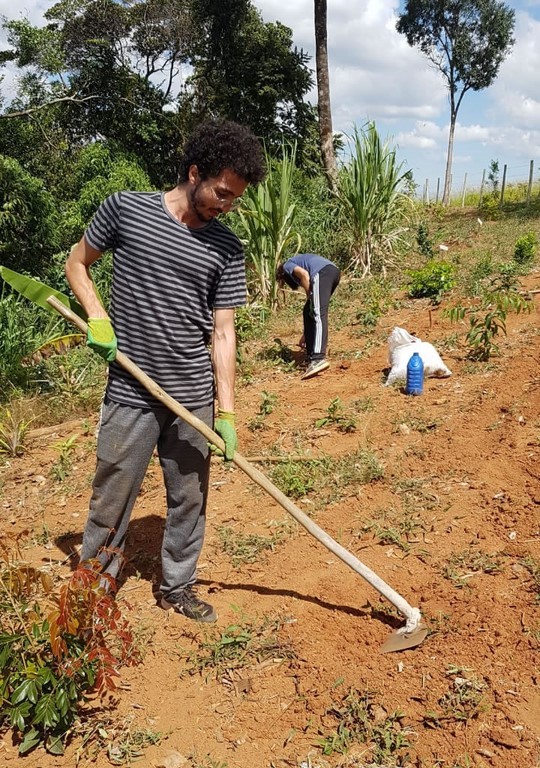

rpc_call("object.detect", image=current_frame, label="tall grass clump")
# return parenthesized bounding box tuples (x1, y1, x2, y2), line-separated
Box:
(237, 143, 300, 309)
(337, 123, 414, 277)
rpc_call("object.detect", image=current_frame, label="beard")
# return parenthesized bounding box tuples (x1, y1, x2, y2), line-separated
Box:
(190, 183, 217, 223)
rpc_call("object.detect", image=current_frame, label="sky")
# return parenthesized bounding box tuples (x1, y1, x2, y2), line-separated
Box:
(1, 0, 540, 197)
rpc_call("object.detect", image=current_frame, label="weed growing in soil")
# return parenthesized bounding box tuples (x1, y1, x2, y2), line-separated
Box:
(443, 549, 505, 588)
(269, 449, 384, 506)
(315, 397, 357, 433)
(50, 435, 78, 481)
(72, 712, 161, 766)
(0, 408, 34, 457)
(360, 508, 428, 554)
(257, 337, 296, 372)
(392, 410, 440, 433)
(216, 523, 287, 566)
(521, 557, 540, 603)
(269, 458, 321, 499)
(318, 688, 412, 763)
(187, 753, 228, 768)
(181, 614, 296, 680)
(248, 390, 278, 431)
(423, 666, 487, 726)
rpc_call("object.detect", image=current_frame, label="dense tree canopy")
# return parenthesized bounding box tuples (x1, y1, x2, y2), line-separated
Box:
(0, 0, 315, 186)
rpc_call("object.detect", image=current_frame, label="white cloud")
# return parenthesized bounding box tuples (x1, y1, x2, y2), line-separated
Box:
(2, 0, 539, 186)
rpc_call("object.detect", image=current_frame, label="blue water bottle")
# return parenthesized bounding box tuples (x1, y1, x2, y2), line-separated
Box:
(405, 351, 424, 395)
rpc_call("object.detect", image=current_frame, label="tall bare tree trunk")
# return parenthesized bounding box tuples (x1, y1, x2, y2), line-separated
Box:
(442, 116, 456, 206)
(314, 0, 338, 193)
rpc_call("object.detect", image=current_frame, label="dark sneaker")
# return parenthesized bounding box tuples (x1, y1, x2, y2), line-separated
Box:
(161, 585, 217, 623)
(301, 359, 329, 380)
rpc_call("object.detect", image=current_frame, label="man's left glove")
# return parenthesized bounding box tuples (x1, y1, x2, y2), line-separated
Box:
(213, 409, 238, 460)
(87, 318, 117, 362)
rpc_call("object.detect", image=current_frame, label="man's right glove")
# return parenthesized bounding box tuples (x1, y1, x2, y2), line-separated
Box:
(87, 318, 117, 362)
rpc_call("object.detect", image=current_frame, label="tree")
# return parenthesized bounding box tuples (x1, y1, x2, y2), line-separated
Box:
(313, 0, 337, 193)
(184, 0, 314, 151)
(0, 2, 193, 186)
(0, 155, 59, 275)
(396, 0, 515, 205)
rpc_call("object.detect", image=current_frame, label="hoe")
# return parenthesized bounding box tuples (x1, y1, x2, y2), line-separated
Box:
(48, 295, 428, 653)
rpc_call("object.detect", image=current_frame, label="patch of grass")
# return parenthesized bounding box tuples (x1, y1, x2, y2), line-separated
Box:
(187, 754, 228, 768)
(521, 557, 540, 603)
(269, 458, 321, 499)
(318, 688, 412, 763)
(269, 448, 384, 506)
(392, 410, 440, 433)
(392, 476, 440, 513)
(423, 666, 487, 726)
(443, 549, 505, 588)
(181, 614, 296, 680)
(360, 507, 428, 554)
(216, 520, 290, 567)
(352, 396, 375, 413)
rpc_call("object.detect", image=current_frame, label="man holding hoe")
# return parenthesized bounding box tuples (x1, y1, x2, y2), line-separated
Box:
(66, 120, 265, 623)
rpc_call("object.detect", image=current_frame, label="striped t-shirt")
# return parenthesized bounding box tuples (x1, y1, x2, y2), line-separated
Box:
(85, 191, 246, 409)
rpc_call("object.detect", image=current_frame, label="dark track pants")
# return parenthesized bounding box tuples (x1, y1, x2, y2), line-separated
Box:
(303, 263, 341, 362)
(80, 398, 212, 601)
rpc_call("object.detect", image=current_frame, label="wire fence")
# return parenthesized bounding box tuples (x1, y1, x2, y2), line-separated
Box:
(420, 160, 538, 207)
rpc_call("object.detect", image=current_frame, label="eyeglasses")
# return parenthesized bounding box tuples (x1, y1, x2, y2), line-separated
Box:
(209, 185, 244, 211)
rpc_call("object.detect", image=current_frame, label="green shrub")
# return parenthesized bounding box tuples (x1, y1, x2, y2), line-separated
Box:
(416, 222, 434, 257)
(406, 260, 455, 303)
(513, 232, 537, 265)
(0, 558, 140, 755)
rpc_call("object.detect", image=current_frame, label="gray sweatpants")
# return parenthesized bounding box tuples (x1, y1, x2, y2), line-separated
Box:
(80, 398, 212, 601)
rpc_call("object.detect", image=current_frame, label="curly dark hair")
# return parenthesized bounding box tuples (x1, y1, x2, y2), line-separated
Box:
(177, 119, 266, 185)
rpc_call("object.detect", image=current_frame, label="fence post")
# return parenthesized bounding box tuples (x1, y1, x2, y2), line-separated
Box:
(435, 177, 440, 204)
(527, 160, 534, 205)
(478, 169, 485, 209)
(461, 173, 467, 207)
(424, 179, 429, 204)
(499, 164, 507, 208)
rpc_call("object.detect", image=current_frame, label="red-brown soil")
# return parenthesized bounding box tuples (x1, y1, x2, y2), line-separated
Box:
(1, 275, 539, 768)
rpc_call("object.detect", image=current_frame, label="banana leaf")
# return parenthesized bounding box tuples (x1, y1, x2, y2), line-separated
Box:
(0, 266, 87, 320)
(22, 333, 85, 365)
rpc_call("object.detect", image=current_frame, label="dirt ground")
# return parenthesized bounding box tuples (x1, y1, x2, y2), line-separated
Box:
(1, 271, 539, 768)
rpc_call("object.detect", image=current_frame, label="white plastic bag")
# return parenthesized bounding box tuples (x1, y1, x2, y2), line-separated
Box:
(386, 327, 452, 385)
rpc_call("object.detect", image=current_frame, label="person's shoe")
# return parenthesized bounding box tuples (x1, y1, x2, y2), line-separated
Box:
(161, 585, 217, 623)
(301, 359, 329, 380)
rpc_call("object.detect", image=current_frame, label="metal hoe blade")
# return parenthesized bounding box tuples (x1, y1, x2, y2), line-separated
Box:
(380, 623, 429, 654)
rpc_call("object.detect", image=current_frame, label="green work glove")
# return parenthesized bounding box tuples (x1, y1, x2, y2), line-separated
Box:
(213, 409, 238, 461)
(87, 318, 117, 362)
